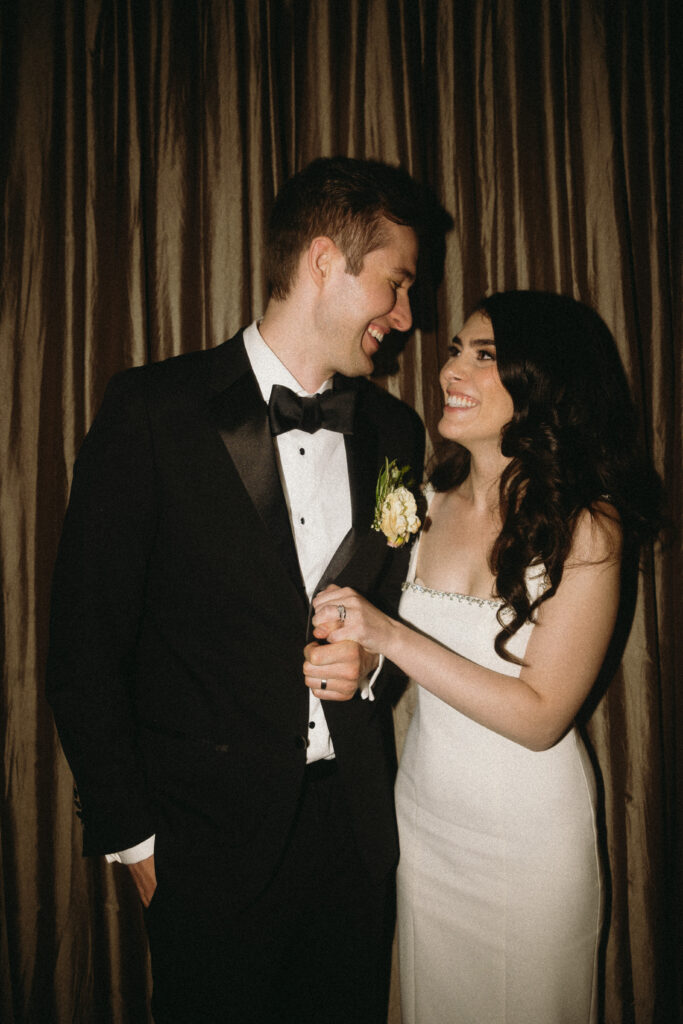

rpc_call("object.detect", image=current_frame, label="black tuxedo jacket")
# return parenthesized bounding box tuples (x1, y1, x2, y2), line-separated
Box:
(47, 330, 425, 907)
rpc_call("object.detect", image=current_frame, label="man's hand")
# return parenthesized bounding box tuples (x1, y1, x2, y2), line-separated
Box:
(303, 637, 379, 701)
(127, 854, 157, 907)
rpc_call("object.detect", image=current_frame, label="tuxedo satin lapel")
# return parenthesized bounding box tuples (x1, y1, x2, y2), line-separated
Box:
(310, 386, 379, 602)
(347, 413, 380, 533)
(208, 368, 307, 604)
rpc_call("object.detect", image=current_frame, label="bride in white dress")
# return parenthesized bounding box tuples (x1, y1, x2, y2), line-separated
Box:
(311, 292, 662, 1023)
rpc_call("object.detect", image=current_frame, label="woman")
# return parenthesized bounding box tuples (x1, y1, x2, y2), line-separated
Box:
(309, 292, 663, 1024)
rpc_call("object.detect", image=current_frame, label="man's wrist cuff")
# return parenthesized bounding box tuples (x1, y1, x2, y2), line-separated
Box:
(105, 834, 155, 864)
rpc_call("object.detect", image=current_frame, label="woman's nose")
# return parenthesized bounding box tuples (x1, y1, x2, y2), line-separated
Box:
(442, 357, 464, 382)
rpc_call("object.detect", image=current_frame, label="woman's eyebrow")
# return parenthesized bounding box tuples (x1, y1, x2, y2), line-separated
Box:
(452, 335, 497, 346)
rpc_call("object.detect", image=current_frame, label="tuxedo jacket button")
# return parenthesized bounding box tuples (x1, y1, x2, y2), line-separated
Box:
(295, 735, 309, 749)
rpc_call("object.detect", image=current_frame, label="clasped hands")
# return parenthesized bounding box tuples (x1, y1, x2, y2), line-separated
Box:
(303, 584, 391, 701)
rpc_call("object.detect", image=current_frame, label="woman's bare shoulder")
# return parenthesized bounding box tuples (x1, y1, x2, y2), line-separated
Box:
(569, 502, 623, 567)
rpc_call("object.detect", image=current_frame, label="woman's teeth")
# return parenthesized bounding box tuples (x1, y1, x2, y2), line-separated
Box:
(446, 394, 477, 408)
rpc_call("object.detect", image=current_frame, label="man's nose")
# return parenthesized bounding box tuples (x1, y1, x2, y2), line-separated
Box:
(389, 289, 413, 332)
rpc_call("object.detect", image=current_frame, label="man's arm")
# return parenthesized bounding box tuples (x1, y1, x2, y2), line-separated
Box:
(46, 372, 158, 856)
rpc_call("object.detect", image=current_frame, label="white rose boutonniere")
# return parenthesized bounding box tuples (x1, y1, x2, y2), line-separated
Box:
(372, 458, 421, 548)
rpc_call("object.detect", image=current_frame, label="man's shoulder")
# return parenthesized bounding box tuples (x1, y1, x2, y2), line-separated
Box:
(120, 329, 245, 382)
(348, 375, 424, 431)
(104, 329, 248, 401)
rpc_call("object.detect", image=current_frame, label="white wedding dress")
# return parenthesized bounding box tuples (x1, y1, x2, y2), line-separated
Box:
(395, 511, 603, 1024)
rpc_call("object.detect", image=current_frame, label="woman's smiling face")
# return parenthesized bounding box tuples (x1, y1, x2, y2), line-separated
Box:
(438, 311, 514, 449)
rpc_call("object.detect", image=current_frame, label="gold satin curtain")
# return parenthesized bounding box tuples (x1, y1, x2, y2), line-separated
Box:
(1, 1, 679, 1021)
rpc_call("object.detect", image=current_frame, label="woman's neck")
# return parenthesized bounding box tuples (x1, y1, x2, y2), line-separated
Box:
(461, 448, 509, 514)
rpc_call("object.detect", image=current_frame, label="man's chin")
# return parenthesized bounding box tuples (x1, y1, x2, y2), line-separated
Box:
(358, 340, 380, 373)
(336, 350, 374, 379)
(362, 333, 381, 359)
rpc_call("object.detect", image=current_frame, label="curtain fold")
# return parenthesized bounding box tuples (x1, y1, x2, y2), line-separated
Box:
(1, 1, 679, 1020)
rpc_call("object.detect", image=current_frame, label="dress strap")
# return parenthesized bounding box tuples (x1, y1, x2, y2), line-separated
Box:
(405, 485, 434, 584)
(405, 531, 421, 584)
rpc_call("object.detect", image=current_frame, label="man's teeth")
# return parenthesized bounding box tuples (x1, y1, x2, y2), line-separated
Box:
(368, 327, 385, 342)
(446, 394, 477, 409)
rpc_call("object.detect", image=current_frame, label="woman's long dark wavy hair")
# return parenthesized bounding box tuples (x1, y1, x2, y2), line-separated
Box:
(430, 291, 664, 662)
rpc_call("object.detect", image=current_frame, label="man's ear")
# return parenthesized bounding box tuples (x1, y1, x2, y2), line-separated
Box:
(307, 236, 339, 289)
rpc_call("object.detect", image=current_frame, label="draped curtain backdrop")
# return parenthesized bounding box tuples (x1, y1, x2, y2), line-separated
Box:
(1, 1, 679, 1021)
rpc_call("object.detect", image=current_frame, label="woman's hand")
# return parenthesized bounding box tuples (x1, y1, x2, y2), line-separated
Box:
(311, 584, 395, 655)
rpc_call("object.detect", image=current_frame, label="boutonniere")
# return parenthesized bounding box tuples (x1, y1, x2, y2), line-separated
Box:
(372, 458, 421, 548)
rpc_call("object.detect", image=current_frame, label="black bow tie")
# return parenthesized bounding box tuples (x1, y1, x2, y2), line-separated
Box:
(268, 384, 356, 436)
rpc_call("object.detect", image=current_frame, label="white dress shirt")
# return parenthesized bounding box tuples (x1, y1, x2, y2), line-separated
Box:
(243, 320, 352, 763)
(108, 321, 377, 864)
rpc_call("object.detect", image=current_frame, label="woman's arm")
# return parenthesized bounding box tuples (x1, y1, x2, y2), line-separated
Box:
(310, 509, 622, 751)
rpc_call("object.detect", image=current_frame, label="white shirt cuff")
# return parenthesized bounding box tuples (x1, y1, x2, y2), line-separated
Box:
(105, 834, 156, 864)
(359, 654, 384, 701)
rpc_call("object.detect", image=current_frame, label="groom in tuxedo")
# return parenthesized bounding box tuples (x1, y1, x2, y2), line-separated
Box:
(47, 156, 426, 1023)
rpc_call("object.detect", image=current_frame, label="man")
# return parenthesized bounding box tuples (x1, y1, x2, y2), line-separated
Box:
(47, 156, 426, 1023)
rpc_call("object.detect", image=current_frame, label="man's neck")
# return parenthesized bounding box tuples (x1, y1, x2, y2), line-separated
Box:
(258, 302, 331, 394)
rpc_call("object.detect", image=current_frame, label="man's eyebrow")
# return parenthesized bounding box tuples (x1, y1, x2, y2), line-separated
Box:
(392, 266, 416, 283)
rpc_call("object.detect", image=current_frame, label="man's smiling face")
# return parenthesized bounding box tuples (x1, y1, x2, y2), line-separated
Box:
(315, 219, 418, 379)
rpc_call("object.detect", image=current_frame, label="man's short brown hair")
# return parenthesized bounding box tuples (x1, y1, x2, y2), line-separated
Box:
(265, 156, 425, 300)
